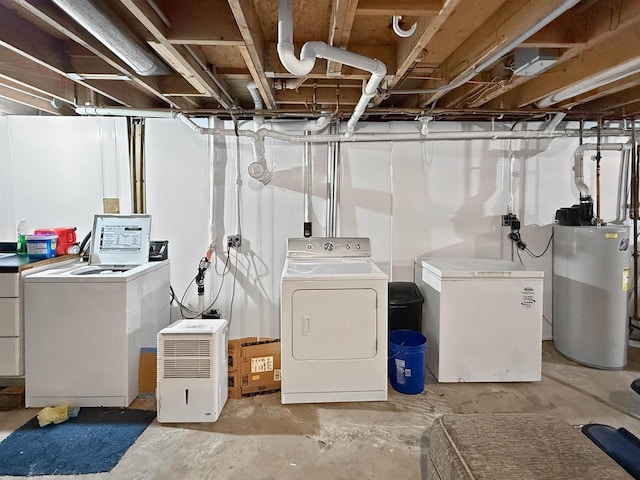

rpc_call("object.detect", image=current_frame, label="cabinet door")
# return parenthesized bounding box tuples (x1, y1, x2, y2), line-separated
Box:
(291, 288, 377, 360)
(0, 298, 20, 336)
(0, 273, 19, 297)
(0, 338, 21, 376)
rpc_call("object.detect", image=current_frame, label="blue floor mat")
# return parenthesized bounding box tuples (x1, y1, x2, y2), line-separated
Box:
(582, 423, 640, 479)
(0, 408, 156, 476)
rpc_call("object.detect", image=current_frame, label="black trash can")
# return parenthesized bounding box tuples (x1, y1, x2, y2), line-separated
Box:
(388, 282, 424, 332)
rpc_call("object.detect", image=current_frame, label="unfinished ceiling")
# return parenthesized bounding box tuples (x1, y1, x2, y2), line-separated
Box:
(0, 0, 639, 122)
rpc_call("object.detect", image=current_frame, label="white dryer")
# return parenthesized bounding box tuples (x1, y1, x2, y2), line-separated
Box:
(24, 214, 170, 407)
(280, 237, 388, 404)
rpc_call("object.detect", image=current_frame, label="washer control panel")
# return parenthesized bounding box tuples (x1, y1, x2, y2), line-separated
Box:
(287, 237, 371, 258)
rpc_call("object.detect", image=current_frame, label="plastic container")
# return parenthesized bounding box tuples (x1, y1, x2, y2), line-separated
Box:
(34, 227, 76, 256)
(389, 329, 427, 395)
(388, 282, 424, 332)
(26, 234, 58, 259)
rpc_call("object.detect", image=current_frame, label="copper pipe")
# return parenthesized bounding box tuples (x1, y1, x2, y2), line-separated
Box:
(596, 121, 602, 224)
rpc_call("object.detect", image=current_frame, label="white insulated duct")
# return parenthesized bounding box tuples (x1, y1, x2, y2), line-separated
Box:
(573, 142, 632, 222)
(52, 0, 170, 76)
(277, 0, 386, 135)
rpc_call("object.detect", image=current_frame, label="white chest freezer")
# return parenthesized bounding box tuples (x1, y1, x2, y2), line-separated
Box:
(414, 257, 544, 383)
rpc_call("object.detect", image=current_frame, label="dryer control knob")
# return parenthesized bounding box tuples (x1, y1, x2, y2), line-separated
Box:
(323, 241, 335, 252)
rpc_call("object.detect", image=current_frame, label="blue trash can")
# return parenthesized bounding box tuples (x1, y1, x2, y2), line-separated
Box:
(389, 329, 427, 394)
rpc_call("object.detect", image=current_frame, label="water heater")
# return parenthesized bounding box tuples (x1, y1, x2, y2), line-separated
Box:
(553, 225, 630, 369)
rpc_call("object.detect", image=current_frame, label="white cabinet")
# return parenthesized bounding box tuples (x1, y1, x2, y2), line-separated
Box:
(0, 259, 74, 377)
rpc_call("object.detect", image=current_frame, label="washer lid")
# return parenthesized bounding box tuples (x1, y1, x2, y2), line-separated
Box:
(415, 256, 543, 279)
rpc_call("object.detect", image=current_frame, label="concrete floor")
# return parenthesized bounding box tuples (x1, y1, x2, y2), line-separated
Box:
(1, 341, 639, 480)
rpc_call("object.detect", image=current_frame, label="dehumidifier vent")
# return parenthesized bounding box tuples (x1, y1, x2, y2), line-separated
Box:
(163, 358, 212, 378)
(163, 339, 211, 357)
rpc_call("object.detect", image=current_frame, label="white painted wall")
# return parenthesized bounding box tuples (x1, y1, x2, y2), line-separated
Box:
(142, 119, 627, 341)
(1, 117, 629, 342)
(0, 117, 130, 242)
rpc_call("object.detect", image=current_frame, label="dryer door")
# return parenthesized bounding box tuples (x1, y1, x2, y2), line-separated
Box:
(291, 288, 377, 360)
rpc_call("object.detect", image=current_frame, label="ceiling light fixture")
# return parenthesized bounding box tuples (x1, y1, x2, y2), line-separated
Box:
(52, 0, 170, 76)
(537, 57, 640, 107)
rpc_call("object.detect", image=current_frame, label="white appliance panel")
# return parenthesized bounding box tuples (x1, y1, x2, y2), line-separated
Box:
(415, 257, 543, 383)
(157, 319, 228, 423)
(25, 261, 170, 407)
(291, 288, 377, 360)
(281, 240, 388, 405)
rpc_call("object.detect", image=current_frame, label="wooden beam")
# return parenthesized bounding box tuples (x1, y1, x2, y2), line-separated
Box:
(578, 83, 640, 112)
(618, 100, 640, 118)
(418, 0, 580, 107)
(275, 88, 361, 105)
(0, 81, 74, 115)
(475, 0, 640, 108)
(227, 0, 277, 109)
(12, 0, 188, 108)
(356, 0, 442, 16)
(483, 26, 640, 109)
(391, 0, 462, 91)
(326, 0, 359, 75)
(166, 0, 244, 46)
(119, 0, 233, 109)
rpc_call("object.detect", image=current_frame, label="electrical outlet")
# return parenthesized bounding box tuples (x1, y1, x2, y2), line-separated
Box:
(227, 234, 242, 249)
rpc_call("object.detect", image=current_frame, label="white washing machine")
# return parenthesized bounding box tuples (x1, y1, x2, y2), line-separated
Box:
(280, 237, 388, 404)
(24, 214, 170, 407)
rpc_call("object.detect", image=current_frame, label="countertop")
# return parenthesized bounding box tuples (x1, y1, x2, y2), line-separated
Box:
(0, 242, 78, 273)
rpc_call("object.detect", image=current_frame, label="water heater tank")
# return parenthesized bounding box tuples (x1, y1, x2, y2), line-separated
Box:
(553, 225, 630, 369)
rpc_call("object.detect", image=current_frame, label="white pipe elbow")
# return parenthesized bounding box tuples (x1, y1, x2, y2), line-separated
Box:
(392, 16, 416, 38)
(277, 42, 316, 76)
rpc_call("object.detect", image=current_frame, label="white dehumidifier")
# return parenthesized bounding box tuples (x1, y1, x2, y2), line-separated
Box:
(157, 319, 228, 423)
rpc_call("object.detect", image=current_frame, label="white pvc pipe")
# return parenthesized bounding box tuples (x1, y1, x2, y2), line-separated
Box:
(75, 105, 176, 117)
(276, 0, 386, 134)
(392, 16, 416, 38)
(573, 142, 631, 201)
(246, 81, 263, 110)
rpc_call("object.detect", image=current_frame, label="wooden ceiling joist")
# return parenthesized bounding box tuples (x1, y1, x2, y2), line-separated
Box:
(484, 27, 640, 110)
(355, 0, 443, 16)
(418, 0, 583, 108)
(473, 0, 640, 108)
(227, 0, 276, 109)
(326, 0, 359, 75)
(0, 82, 73, 115)
(11, 0, 188, 109)
(119, 0, 233, 110)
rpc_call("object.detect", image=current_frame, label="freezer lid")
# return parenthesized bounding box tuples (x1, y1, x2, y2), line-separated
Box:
(415, 256, 543, 279)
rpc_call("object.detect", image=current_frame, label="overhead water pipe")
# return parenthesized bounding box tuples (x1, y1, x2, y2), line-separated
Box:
(384, 0, 580, 98)
(392, 16, 416, 38)
(276, 0, 386, 135)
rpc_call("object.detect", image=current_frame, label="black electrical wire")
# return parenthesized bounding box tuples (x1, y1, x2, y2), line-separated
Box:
(524, 232, 554, 258)
(170, 251, 231, 319)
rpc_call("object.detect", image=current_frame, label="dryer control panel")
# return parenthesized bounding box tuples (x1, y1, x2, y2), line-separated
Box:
(287, 237, 371, 258)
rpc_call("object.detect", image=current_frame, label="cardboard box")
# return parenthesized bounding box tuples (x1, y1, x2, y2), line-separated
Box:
(138, 347, 157, 396)
(227, 337, 281, 398)
(228, 370, 242, 399)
